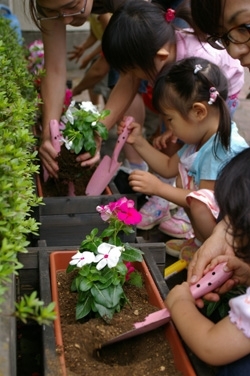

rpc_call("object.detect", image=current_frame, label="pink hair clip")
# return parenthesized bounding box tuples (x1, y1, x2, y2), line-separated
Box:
(208, 87, 219, 105)
(165, 8, 175, 23)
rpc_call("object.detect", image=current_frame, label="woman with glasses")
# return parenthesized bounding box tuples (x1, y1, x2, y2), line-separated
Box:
(186, 0, 250, 367)
(27, 0, 149, 179)
(188, 0, 250, 278)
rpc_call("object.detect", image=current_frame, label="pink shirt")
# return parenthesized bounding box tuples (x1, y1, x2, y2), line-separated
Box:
(176, 29, 244, 96)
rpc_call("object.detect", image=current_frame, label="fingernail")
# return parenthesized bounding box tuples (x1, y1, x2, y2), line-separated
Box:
(190, 275, 197, 283)
(223, 265, 230, 272)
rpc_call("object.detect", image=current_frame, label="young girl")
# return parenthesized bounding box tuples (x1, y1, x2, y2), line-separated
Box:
(102, 0, 244, 233)
(166, 148, 250, 376)
(119, 56, 248, 259)
(187, 0, 250, 287)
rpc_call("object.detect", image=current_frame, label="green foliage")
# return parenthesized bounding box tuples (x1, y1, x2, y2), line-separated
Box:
(61, 102, 109, 155)
(204, 285, 247, 319)
(0, 17, 55, 324)
(15, 291, 57, 325)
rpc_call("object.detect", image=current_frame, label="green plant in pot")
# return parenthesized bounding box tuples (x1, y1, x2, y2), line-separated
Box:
(43, 101, 110, 196)
(66, 196, 144, 322)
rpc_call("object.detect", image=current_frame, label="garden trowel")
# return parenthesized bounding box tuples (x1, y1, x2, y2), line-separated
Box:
(85, 116, 134, 196)
(101, 262, 233, 347)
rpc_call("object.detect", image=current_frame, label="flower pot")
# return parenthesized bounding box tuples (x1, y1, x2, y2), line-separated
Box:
(50, 250, 196, 376)
(36, 174, 138, 247)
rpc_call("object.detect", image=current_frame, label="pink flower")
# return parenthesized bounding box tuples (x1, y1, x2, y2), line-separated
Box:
(125, 262, 135, 281)
(96, 197, 142, 225)
(117, 205, 142, 225)
(96, 204, 113, 221)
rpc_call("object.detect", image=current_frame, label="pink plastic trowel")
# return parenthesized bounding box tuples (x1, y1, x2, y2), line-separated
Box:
(85, 116, 134, 196)
(102, 263, 233, 347)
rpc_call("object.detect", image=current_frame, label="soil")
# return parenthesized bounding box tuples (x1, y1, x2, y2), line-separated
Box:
(57, 270, 183, 376)
(41, 144, 98, 197)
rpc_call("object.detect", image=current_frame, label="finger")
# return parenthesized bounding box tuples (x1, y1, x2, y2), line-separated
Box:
(78, 151, 101, 167)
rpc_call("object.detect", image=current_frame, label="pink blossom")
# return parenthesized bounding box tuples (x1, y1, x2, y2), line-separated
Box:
(117, 206, 142, 225)
(96, 204, 112, 221)
(125, 262, 135, 281)
(96, 197, 141, 225)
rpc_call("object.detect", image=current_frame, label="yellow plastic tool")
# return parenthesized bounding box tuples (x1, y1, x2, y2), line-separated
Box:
(164, 259, 187, 280)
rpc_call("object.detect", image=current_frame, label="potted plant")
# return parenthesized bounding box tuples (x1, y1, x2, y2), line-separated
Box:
(49, 197, 195, 375)
(41, 100, 110, 197)
(36, 99, 138, 247)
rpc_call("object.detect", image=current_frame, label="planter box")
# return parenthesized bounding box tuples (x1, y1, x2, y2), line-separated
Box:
(50, 250, 195, 376)
(15, 245, 216, 376)
(36, 175, 138, 246)
(0, 275, 16, 376)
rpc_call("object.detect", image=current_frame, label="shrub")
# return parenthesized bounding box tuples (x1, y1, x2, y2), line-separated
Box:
(0, 17, 53, 323)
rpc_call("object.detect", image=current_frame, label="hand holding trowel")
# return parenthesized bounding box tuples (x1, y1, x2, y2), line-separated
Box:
(101, 262, 233, 347)
(85, 116, 134, 196)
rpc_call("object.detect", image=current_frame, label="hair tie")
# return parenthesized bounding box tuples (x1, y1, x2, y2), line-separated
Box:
(194, 64, 202, 74)
(208, 87, 219, 105)
(165, 8, 175, 23)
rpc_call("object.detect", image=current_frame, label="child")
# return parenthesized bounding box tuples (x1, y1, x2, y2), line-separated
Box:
(102, 0, 244, 233)
(118, 56, 248, 259)
(166, 148, 250, 376)
(68, 13, 112, 104)
(187, 0, 250, 286)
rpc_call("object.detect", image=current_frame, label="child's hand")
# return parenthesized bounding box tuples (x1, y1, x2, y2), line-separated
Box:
(209, 255, 250, 290)
(189, 256, 250, 308)
(117, 117, 143, 145)
(165, 282, 195, 311)
(67, 44, 85, 62)
(128, 170, 161, 195)
(153, 129, 174, 150)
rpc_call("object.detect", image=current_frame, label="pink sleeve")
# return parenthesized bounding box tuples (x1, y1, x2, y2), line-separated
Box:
(229, 287, 250, 338)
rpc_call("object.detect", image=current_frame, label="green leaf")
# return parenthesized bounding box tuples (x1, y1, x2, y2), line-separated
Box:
(121, 245, 144, 262)
(93, 303, 116, 322)
(91, 284, 124, 309)
(76, 294, 93, 320)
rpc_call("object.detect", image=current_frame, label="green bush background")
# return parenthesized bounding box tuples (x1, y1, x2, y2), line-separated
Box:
(0, 17, 41, 308)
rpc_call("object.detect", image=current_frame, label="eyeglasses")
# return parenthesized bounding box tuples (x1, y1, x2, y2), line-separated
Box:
(207, 23, 250, 50)
(36, 0, 87, 21)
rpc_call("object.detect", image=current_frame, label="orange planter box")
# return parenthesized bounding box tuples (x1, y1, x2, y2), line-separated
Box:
(50, 251, 196, 376)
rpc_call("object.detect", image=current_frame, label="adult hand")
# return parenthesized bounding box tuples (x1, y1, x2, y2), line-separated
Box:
(76, 135, 102, 167)
(187, 219, 234, 284)
(39, 139, 59, 179)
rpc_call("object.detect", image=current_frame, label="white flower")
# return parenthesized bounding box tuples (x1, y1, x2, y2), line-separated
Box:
(91, 121, 97, 126)
(60, 136, 73, 150)
(95, 243, 124, 270)
(70, 251, 96, 268)
(79, 101, 99, 115)
(64, 107, 74, 125)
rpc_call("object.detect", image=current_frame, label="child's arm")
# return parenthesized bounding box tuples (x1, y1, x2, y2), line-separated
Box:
(128, 171, 193, 208)
(119, 119, 180, 178)
(166, 282, 250, 365)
